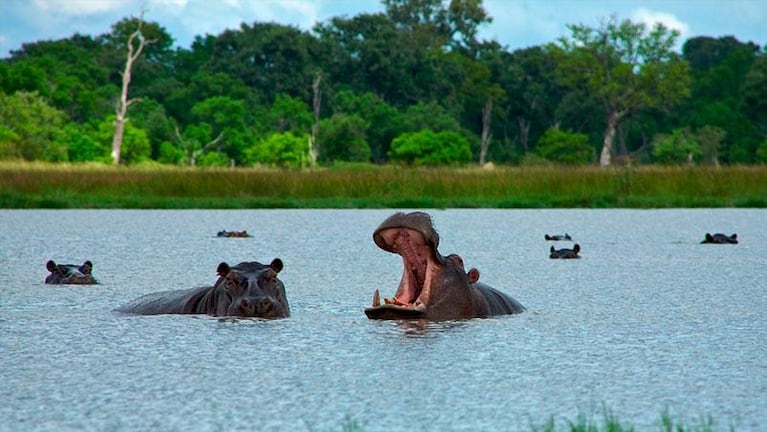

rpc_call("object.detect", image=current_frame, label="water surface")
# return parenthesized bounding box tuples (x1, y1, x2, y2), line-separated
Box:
(1, 209, 765, 431)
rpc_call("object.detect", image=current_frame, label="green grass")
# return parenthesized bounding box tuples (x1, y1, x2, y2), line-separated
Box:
(1, 162, 766, 208)
(321, 408, 733, 432)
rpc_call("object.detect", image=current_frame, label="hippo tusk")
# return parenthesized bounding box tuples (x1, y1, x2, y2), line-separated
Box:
(372, 289, 381, 307)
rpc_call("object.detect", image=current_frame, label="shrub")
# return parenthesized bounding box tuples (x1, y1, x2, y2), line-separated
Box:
(389, 129, 472, 165)
(651, 128, 702, 164)
(535, 128, 594, 164)
(246, 132, 308, 168)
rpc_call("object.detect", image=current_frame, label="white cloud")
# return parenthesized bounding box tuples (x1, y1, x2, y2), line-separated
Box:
(32, 0, 131, 16)
(150, 0, 189, 8)
(631, 7, 690, 39)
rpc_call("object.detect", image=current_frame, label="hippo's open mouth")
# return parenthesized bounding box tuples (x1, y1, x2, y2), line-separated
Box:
(366, 212, 443, 319)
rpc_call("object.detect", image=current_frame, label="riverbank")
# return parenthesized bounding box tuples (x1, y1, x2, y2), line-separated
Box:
(1, 162, 765, 209)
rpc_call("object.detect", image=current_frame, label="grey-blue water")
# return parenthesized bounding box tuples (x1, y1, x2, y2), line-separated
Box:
(1, 209, 765, 431)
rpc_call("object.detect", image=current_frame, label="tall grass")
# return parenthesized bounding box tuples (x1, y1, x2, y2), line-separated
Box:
(315, 408, 732, 432)
(1, 162, 765, 208)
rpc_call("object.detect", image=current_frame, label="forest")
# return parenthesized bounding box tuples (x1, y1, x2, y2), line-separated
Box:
(1, 0, 766, 168)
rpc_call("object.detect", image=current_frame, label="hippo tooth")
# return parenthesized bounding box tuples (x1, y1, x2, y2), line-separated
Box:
(372, 289, 381, 307)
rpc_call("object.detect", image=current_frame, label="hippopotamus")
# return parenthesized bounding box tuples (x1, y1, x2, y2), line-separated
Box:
(545, 233, 572, 241)
(116, 259, 289, 318)
(45, 260, 98, 284)
(549, 244, 581, 259)
(217, 230, 251, 238)
(701, 233, 738, 244)
(364, 211, 525, 321)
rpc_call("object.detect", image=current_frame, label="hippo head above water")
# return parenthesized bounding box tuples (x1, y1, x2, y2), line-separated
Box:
(365, 211, 525, 321)
(45, 260, 98, 284)
(701, 233, 738, 244)
(212, 260, 289, 318)
(117, 258, 289, 319)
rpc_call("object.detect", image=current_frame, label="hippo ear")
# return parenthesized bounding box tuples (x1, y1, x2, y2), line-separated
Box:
(80, 261, 93, 274)
(467, 268, 480, 284)
(270, 258, 283, 273)
(216, 262, 230, 276)
(550, 245, 555, 253)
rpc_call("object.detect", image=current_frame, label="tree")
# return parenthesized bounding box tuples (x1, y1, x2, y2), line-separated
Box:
(651, 128, 701, 164)
(554, 16, 690, 167)
(0, 91, 68, 161)
(318, 114, 371, 162)
(110, 13, 155, 164)
(389, 129, 471, 165)
(680, 36, 761, 163)
(245, 132, 308, 168)
(535, 128, 594, 164)
(95, 115, 152, 164)
(697, 125, 726, 166)
(190, 96, 250, 163)
(331, 90, 404, 162)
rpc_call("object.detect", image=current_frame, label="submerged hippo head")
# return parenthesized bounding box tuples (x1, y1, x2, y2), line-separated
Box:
(701, 233, 738, 244)
(45, 260, 98, 284)
(365, 212, 524, 321)
(549, 244, 581, 259)
(214, 259, 290, 318)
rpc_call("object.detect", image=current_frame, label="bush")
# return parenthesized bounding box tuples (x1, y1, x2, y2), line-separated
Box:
(318, 114, 371, 163)
(535, 128, 594, 164)
(389, 129, 471, 165)
(651, 128, 701, 164)
(245, 132, 308, 168)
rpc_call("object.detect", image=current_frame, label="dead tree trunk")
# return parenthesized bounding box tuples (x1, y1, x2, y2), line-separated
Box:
(112, 20, 152, 164)
(309, 72, 321, 170)
(479, 97, 493, 165)
(600, 108, 624, 167)
(175, 127, 223, 166)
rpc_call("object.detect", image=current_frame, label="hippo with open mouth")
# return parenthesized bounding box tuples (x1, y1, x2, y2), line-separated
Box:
(117, 259, 289, 318)
(45, 260, 98, 284)
(365, 212, 525, 321)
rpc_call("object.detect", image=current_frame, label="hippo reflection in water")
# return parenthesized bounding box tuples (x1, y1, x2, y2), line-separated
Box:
(117, 259, 289, 318)
(45, 260, 98, 284)
(701, 233, 738, 244)
(549, 244, 581, 259)
(365, 211, 525, 321)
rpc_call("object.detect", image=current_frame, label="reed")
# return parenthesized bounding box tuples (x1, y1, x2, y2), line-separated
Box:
(1, 162, 765, 208)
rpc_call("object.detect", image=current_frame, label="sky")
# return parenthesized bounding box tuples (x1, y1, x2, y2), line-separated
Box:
(1, 0, 765, 58)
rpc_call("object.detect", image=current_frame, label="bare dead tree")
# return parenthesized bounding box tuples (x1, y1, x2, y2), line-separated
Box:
(309, 72, 321, 170)
(111, 11, 154, 164)
(479, 97, 493, 165)
(175, 126, 224, 166)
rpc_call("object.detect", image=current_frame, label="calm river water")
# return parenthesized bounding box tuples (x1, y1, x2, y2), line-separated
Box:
(1, 209, 765, 431)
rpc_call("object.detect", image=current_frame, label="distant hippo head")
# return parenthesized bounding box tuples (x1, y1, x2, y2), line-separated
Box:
(365, 211, 525, 321)
(215, 259, 290, 318)
(45, 260, 98, 284)
(701, 233, 738, 244)
(549, 244, 580, 259)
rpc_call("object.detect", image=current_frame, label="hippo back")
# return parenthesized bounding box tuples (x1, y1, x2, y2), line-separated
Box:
(472, 282, 526, 316)
(115, 286, 212, 315)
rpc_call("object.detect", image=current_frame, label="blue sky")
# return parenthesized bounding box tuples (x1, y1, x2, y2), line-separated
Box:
(1, 0, 765, 58)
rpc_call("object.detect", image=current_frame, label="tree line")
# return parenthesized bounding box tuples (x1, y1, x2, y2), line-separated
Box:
(1, 0, 765, 167)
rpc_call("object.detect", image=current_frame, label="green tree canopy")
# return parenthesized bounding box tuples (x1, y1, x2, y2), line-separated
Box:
(0, 91, 68, 161)
(535, 128, 594, 164)
(554, 16, 691, 167)
(389, 129, 471, 165)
